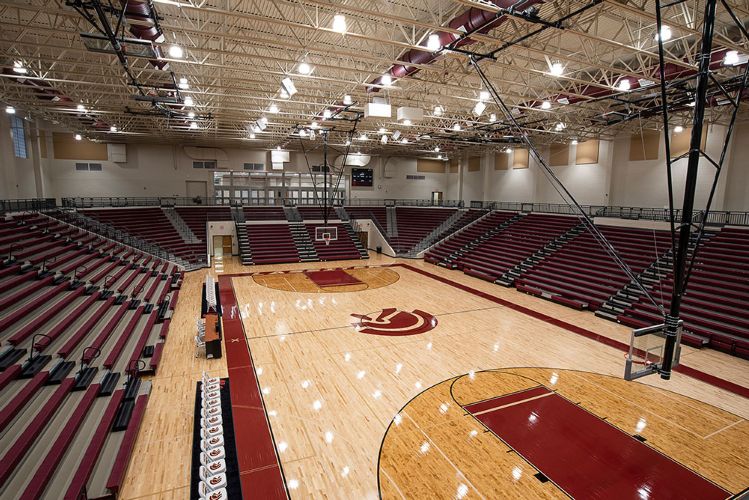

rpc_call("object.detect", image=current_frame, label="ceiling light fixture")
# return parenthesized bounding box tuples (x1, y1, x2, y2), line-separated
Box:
(655, 25, 672, 42)
(332, 14, 347, 33)
(674, 125, 684, 133)
(343, 95, 353, 105)
(250, 133, 256, 139)
(381, 74, 392, 86)
(310, 121, 319, 129)
(473, 101, 486, 116)
(617, 79, 631, 91)
(378, 127, 387, 134)
(358, 133, 367, 141)
(76, 104, 86, 112)
(434, 146, 440, 152)
(178, 77, 189, 89)
(188, 111, 195, 119)
(437, 154, 443, 160)
(168, 45, 184, 58)
(381, 135, 388, 144)
(298, 62, 312, 75)
(281, 77, 298, 97)
(110, 125, 117, 132)
(12, 61, 27, 74)
(184, 96, 194, 106)
(549, 61, 564, 76)
(299, 129, 307, 137)
(489, 113, 497, 123)
(403, 119, 412, 126)
(541, 100, 551, 110)
(74, 134, 82, 141)
(571, 139, 578, 145)
(479, 90, 490, 101)
(427, 33, 441, 52)
(269, 104, 279, 114)
(453, 123, 461, 131)
(724, 50, 740, 66)
(434, 105, 443, 116)
(279, 89, 289, 99)
(401, 138, 408, 144)
(323, 109, 332, 119)
(5, 106, 15, 114)
(190, 121, 198, 129)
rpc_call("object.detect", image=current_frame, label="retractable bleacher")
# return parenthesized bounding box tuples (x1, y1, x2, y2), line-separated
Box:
(0, 211, 181, 498)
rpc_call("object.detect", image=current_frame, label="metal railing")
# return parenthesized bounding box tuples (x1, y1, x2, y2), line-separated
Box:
(46, 210, 196, 269)
(45, 196, 749, 226)
(0, 198, 57, 214)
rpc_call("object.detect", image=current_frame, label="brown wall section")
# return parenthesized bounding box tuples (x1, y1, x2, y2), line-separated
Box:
(575, 139, 599, 165)
(629, 130, 660, 161)
(550, 144, 570, 166)
(513, 148, 529, 169)
(495, 152, 510, 170)
(53, 132, 108, 161)
(417, 159, 446, 173)
(670, 127, 708, 159)
(468, 156, 481, 172)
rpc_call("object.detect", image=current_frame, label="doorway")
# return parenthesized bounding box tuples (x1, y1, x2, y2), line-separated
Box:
(431, 191, 443, 205)
(212, 235, 224, 257)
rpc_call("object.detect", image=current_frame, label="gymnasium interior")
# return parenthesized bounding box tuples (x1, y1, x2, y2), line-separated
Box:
(0, 0, 748, 498)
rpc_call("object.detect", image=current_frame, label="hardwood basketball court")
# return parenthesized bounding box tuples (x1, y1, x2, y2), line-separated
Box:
(119, 255, 749, 499)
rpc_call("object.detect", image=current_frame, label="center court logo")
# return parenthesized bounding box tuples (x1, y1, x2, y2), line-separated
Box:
(350, 308, 437, 336)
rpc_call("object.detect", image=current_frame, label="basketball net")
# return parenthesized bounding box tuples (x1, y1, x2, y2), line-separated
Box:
(323, 235, 331, 246)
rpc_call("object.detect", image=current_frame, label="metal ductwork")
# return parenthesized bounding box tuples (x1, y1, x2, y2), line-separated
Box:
(369, 0, 544, 90)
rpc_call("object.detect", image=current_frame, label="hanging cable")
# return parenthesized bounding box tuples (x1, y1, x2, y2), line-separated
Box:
(469, 56, 663, 313)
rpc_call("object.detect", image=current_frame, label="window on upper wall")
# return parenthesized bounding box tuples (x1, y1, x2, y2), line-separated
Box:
(10, 116, 27, 159)
(193, 160, 217, 169)
(243, 163, 264, 171)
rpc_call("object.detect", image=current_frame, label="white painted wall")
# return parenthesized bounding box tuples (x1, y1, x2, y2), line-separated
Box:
(609, 124, 732, 210)
(348, 156, 448, 201)
(2, 119, 747, 211)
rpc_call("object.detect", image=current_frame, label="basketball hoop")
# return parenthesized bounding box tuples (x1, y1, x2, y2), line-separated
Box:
(323, 235, 331, 246)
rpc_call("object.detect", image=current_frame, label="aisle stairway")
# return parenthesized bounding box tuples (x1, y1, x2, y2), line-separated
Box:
(290, 223, 318, 262)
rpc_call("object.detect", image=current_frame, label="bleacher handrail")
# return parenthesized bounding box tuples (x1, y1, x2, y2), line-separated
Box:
(50, 197, 749, 226)
(0, 198, 57, 214)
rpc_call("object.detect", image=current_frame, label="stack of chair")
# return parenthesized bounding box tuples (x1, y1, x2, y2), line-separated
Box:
(197, 372, 228, 499)
(195, 318, 206, 357)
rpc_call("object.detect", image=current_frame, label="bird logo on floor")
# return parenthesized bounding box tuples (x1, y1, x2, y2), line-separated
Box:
(350, 308, 437, 336)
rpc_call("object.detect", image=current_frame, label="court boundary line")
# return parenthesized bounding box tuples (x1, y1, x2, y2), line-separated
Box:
(224, 262, 748, 398)
(218, 276, 290, 500)
(397, 263, 749, 399)
(471, 392, 554, 416)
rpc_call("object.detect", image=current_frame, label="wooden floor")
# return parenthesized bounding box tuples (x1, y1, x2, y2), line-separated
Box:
(119, 254, 749, 499)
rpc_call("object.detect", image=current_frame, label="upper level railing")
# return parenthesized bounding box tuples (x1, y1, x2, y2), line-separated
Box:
(0, 198, 57, 214)
(3, 197, 747, 226)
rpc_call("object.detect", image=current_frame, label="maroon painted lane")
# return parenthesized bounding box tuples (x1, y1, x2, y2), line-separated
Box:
(218, 277, 288, 500)
(467, 391, 730, 500)
(464, 386, 551, 415)
(305, 269, 362, 287)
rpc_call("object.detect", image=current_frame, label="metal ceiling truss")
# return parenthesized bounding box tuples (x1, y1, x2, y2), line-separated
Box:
(1, 0, 747, 156)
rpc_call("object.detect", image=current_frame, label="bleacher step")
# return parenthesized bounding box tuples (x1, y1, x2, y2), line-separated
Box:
(20, 355, 52, 378)
(99, 372, 121, 397)
(112, 399, 136, 431)
(0, 348, 26, 370)
(124, 377, 141, 400)
(48, 361, 76, 384)
(73, 366, 99, 391)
